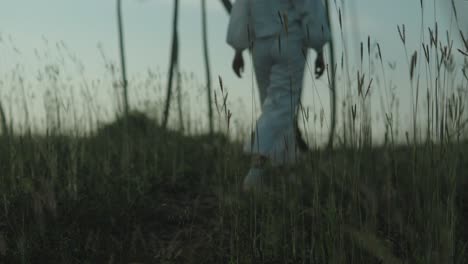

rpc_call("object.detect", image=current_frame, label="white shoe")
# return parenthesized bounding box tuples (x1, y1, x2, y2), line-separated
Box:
(242, 167, 264, 192)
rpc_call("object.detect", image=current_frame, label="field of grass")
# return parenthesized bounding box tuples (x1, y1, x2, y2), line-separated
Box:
(0, 111, 467, 263)
(0, 1, 467, 263)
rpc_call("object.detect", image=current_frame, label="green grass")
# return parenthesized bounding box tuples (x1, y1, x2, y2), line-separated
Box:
(0, 112, 466, 263)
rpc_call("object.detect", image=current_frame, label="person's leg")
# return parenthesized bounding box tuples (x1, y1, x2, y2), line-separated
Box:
(243, 29, 306, 191)
(252, 41, 272, 106)
(242, 38, 273, 191)
(253, 29, 306, 165)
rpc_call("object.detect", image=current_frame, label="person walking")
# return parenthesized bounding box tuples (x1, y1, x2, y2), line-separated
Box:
(227, 0, 330, 191)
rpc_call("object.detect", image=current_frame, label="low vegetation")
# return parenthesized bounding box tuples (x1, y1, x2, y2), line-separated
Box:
(0, 111, 466, 263)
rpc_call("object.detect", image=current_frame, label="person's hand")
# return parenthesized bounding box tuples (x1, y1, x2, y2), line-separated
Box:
(315, 50, 325, 79)
(232, 51, 244, 78)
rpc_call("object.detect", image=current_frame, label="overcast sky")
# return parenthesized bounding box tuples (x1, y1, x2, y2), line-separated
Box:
(0, 0, 467, 143)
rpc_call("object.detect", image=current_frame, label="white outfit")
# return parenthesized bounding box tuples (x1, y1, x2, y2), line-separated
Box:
(250, 0, 302, 38)
(227, 0, 329, 166)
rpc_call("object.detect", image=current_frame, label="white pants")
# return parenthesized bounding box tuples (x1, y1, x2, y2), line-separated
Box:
(244, 27, 306, 165)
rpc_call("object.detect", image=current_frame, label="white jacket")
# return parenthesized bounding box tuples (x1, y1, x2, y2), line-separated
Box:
(227, 0, 330, 51)
(251, 0, 302, 38)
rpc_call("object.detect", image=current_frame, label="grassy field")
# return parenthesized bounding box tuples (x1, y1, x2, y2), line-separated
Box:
(0, 111, 466, 263)
(0, 2, 467, 263)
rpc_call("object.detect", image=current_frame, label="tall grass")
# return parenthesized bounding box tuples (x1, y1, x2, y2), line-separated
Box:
(0, 1, 467, 263)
